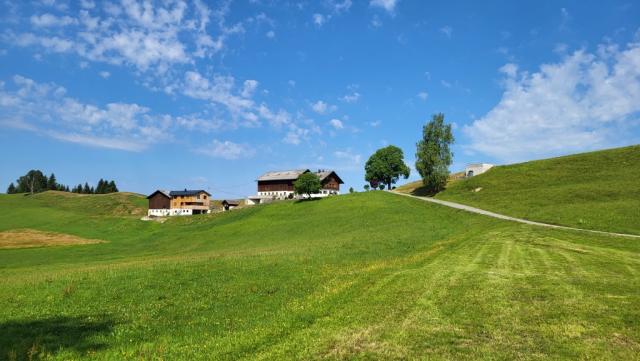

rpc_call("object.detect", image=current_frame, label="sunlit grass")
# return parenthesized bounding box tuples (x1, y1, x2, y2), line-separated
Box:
(0, 191, 639, 359)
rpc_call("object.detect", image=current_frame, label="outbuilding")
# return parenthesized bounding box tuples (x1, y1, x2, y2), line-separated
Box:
(221, 199, 242, 211)
(464, 163, 494, 177)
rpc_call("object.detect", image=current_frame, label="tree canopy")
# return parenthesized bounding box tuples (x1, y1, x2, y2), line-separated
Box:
(364, 145, 410, 190)
(293, 172, 322, 198)
(415, 113, 455, 195)
(5, 170, 119, 195)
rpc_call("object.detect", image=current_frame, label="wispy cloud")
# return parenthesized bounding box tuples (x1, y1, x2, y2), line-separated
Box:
(329, 118, 344, 129)
(439, 25, 453, 38)
(370, 0, 399, 14)
(311, 100, 336, 114)
(0, 75, 233, 151)
(196, 139, 255, 160)
(465, 41, 640, 162)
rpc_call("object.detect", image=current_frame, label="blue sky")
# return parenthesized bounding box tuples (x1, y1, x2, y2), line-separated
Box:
(1, 0, 639, 197)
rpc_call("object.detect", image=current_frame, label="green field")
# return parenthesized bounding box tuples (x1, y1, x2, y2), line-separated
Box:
(398, 145, 640, 235)
(1, 190, 640, 360)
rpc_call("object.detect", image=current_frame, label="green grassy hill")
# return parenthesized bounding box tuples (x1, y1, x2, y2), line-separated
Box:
(399, 145, 640, 235)
(1, 191, 640, 359)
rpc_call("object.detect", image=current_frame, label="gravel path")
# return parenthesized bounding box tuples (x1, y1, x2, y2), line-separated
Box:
(393, 192, 640, 239)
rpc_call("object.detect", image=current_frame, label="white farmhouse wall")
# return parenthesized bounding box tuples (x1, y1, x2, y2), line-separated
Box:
(148, 208, 210, 217)
(464, 163, 494, 177)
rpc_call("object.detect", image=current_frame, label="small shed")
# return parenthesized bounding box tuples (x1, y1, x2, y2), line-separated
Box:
(222, 199, 242, 211)
(464, 163, 494, 177)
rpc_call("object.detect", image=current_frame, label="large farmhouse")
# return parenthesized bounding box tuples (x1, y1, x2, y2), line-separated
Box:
(147, 189, 211, 216)
(246, 169, 343, 205)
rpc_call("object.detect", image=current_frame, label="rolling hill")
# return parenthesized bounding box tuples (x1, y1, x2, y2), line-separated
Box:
(1, 190, 639, 360)
(398, 145, 640, 235)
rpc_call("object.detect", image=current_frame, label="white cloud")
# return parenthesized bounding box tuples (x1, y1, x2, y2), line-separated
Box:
(464, 41, 640, 162)
(80, 0, 95, 9)
(283, 124, 310, 145)
(441, 80, 452, 88)
(329, 118, 344, 129)
(334, 149, 361, 166)
(196, 139, 255, 160)
(369, 120, 381, 127)
(371, 15, 382, 27)
(370, 0, 398, 13)
(332, 0, 353, 13)
(440, 25, 453, 38)
(8, 0, 243, 74)
(341, 91, 361, 103)
(499, 63, 517, 77)
(417, 91, 428, 100)
(266, 30, 275, 38)
(99, 71, 110, 79)
(311, 100, 336, 114)
(313, 13, 325, 26)
(0, 75, 171, 151)
(0, 75, 233, 151)
(30, 13, 77, 27)
(241, 79, 259, 98)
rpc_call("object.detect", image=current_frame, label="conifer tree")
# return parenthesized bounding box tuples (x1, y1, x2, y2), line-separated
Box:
(108, 180, 118, 193)
(47, 173, 57, 190)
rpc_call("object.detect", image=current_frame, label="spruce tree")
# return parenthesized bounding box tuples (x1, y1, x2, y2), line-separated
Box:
(96, 179, 104, 194)
(47, 173, 57, 190)
(7, 183, 16, 194)
(108, 180, 118, 193)
(83, 182, 91, 194)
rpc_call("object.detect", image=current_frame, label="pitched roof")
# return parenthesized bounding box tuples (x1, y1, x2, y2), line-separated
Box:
(315, 170, 344, 184)
(222, 199, 242, 206)
(257, 169, 309, 181)
(169, 189, 211, 197)
(147, 190, 171, 199)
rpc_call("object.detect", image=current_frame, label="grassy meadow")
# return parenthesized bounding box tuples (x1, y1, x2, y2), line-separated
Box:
(1, 190, 640, 360)
(398, 145, 640, 235)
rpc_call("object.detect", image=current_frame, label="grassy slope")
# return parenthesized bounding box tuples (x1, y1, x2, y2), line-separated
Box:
(1, 191, 640, 360)
(401, 145, 640, 234)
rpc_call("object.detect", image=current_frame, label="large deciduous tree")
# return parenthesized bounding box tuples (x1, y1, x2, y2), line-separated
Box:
(415, 113, 455, 195)
(17, 170, 48, 194)
(293, 172, 322, 199)
(364, 145, 410, 190)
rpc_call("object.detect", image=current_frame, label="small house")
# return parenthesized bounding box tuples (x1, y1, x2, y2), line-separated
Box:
(147, 189, 211, 216)
(221, 199, 242, 211)
(464, 163, 494, 177)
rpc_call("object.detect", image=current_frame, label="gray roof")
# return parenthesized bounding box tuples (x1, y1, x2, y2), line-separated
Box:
(222, 199, 242, 206)
(169, 189, 211, 197)
(257, 169, 309, 181)
(315, 170, 344, 184)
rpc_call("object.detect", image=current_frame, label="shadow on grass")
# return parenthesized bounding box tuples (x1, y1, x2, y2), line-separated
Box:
(409, 186, 437, 197)
(294, 197, 323, 204)
(0, 315, 115, 360)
